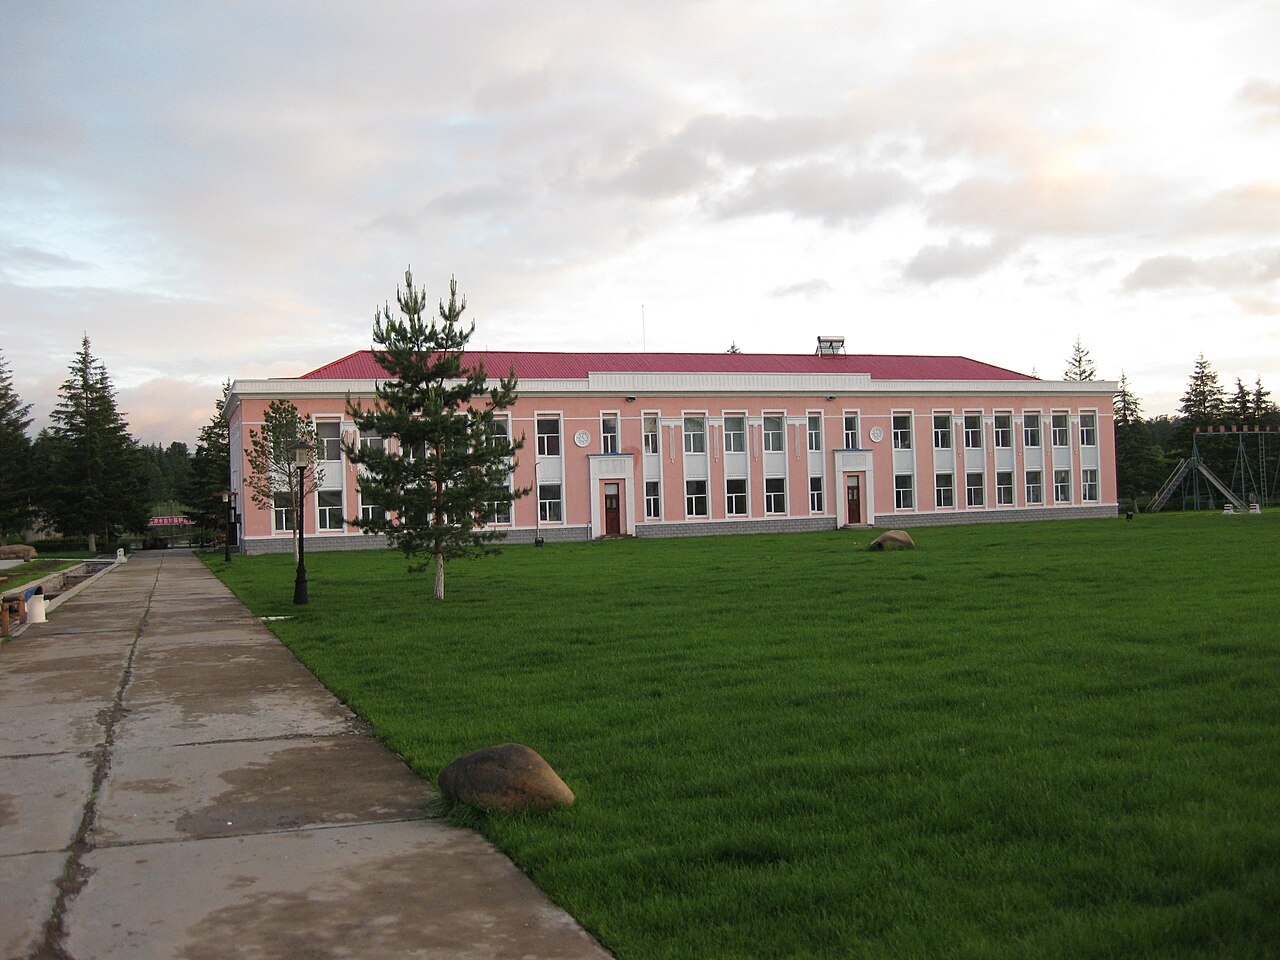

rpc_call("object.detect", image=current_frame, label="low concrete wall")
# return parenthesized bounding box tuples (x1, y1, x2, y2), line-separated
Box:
(883, 504, 1118, 528)
(637, 517, 839, 539)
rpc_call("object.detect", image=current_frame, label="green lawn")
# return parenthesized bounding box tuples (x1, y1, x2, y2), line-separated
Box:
(0, 559, 81, 593)
(207, 514, 1280, 959)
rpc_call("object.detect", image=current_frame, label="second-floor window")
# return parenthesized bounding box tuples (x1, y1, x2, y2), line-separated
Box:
(892, 414, 912, 450)
(994, 414, 1012, 449)
(643, 415, 659, 454)
(724, 416, 745, 452)
(933, 414, 952, 449)
(537, 417, 560, 456)
(843, 414, 859, 449)
(1024, 413, 1042, 448)
(1080, 413, 1097, 447)
(317, 421, 342, 461)
(601, 415, 618, 454)
(683, 416, 705, 454)
(807, 415, 822, 452)
(763, 415, 785, 452)
(964, 414, 983, 449)
(1052, 413, 1070, 447)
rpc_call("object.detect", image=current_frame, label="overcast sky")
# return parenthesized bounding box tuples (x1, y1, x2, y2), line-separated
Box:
(2, 0, 1277, 448)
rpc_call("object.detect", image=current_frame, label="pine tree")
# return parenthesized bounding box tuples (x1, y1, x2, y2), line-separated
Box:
(0, 350, 34, 543)
(184, 383, 232, 537)
(1062, 337, 1097, 381)
(1251, 378, 1275, 422)
(41, 336, 147, 551)
(1178, 354, 1226, 426)
(244, 398, 321, 559)
(1229, 378, 1252, 424)
(727, 342, 742, 354)
(1113, 371, 1142, 427)
(346, 270, 525, 601)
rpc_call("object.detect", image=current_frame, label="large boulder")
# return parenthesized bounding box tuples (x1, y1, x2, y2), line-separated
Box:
(438, 743, 575, 812)
(868, 530, 915, 551)
(0, 544, 36, 561)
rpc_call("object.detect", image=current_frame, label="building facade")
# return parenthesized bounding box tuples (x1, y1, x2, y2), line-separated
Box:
(225, 349, 1118, 554)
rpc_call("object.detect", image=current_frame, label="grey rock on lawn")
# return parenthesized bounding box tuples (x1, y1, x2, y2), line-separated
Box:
(438, 743, 575, 812)
(0, 544, 37, 561)
(868, 530, 915, 551)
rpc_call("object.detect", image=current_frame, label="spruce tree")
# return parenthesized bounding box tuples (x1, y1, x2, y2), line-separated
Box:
(42, 336, 147, 551)
(1178, 354, 1226, 427)
(346, 270, 525, 601)
(184, 383, 232, 537)
(1251, 378, 1274, 423)
(1111, 372, 1164, 505)
(1229, 378, 1252, 424)
(1063, 336, 1097, 381)
(1113, 371, 1141, 427)
(0, 350, 34, 543)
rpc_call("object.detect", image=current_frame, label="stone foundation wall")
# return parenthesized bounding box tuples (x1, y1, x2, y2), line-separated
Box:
(881, 504, 1118, 528)
(636, 517, 839, 539)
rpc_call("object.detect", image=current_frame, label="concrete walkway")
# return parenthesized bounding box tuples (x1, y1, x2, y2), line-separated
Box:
(0, 552, 610, 960)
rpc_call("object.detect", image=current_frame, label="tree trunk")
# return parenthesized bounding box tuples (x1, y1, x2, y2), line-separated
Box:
(434, 550, 445, 601)
(87, 531, 96, 553)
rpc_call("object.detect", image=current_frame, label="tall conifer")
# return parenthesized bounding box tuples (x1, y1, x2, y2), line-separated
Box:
(0, 350, 34, 542)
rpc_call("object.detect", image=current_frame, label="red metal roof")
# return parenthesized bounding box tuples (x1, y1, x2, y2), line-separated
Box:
(298, 350, 1036, 382)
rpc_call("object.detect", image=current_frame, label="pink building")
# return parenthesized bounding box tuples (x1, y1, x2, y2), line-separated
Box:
(225, 345, 1117, 554)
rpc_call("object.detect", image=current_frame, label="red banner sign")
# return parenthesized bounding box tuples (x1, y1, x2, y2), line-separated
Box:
(149, 516, 197, 526)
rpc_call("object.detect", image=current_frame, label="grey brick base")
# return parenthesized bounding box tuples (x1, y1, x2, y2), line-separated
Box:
(242, 534, 391, 556)
(636, 517, 839, 538)
(880, 504, 1118, 528)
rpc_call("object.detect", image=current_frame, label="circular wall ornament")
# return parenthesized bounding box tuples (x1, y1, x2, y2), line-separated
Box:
(868, 426, 884, 443)
(574, 429, 591, 448)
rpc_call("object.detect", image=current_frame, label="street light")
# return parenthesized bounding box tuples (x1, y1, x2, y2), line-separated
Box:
(220, 490, 233, 563)
(290, 439, 311, 605)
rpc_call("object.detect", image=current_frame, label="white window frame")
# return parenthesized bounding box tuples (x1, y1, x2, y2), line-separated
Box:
(996, 470, 1014, 506)
(966, 471, 985, 507)
(933, 412, 952, 450)
(317, 489, 344, 530)
(685, 479, 708, 517)
(1051, 412, 1070, 448)
(892, 412, 913, 450)
(1081, 467, 1099, 502)
(935, 472, 954, 508)
(683, 415, 706, 455)
(536, 415, 562, 457)
(359, 429, 386, 454)
(723, 414, 746, 453)
(764, 477, 786, 514)
(1026, 469, 1044, 505)
(644, 480, 661, 519)
(316, 420, 343, 462)
(963, 412, 983, 450)
(272, 492, 294, 532)
(807, 413, 822, 453)
(763, 414, 785, 453)
(843, 411, 860, 449)
(994, 412, 1013, 449)
(1053, 468, 1071, 503)
(726, 478, 747, 516)
(1079, 412, 1098, 448)
(894, 474, 915, 510)
(642, 413, 660, 455)
(358, 494, 386, 526)
(808, 475, 823, 513)
(600, 412, 619, 454)
(1024, 412, 1042, 448)
(538, 483, 563, 522)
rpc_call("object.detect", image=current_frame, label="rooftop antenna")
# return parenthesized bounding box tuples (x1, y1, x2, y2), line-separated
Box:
(815, 335, 845, 356)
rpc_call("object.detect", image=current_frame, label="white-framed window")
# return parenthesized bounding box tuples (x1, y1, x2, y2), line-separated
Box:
(538, 483, 562, 522)
(996, 470, 1014, 506)
(405, 439, 427, 461)
(488, 494, 511, 525)
(1079, 413, 1097, 447)
(843, 413, 860, 449)
(536, 417, 561, 457)
(1024, 413, 1042, 448)
(601, 414, 619, 454)
(1082, 468, 1099, 502)
(807, 414, 822, 452)
(726, 478, 747, 516)
(1054, 468, 1071, 503)
(1026, 470, 1044, 505)
(966, 472, 985, 507)
(1051, 413, 1070, 448)
(763, 415, 785, 452)
(809, 476, 823, 512)
(764, 477, 786, 514)
(933, 414, 952, 449)
(489, 416, 510, 445)
(963, 413, 983, 449)
(935, 472, 954, 508)
(685, 479, 708, 517)
(892, 412, 912, 450)
(360, 429, 385, 454)
(318, 490, 343, 530)
(894, 474, 914, 509)
(272, 492, 294, 532)
(724, 415, 746, 453)
(994, 413, 1012, 449)
(359, 495, 386, 526)
(645, 480, 661, 519)
(316, 421, 342, 461)
(643, 415, 659, 454)
(684, 416, 706, 454)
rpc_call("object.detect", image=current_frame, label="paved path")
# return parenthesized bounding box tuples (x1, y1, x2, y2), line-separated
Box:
(1, 552, 610, 960)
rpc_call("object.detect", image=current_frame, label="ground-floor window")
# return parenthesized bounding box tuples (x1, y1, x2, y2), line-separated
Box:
(318, 490, 343, 530)
(765, 477, 786, 514)
(894, 474, 914, 510)
(809, 476, 823, 513)
(935, 472, 953, 508)
(539, 483, 563, 522)
(1081, 468, 1099, 502)
(273, 492, 294, 532)
(996, 471, 1014, 506)
(1026, 469, 1043, 504)
(686, 480, 708, 517)
(966, 472, 984, 507)
(360, 496, 387, 526)
(645, 480, 661, 519)
(1054, 469, 1071, 503)
(726, 478, 747, 516)
(488, 494, 511, 525)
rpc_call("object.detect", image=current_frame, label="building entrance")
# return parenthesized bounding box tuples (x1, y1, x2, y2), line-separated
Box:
(604, 483, 621, 536)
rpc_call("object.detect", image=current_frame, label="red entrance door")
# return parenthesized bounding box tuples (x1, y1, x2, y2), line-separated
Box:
(846, 476, 862, 525)
(604, 483, 621, 536)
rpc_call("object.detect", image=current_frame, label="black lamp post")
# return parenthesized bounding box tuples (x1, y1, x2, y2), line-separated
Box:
(220, 490, 233, 562)
(291, 440, 311, 605)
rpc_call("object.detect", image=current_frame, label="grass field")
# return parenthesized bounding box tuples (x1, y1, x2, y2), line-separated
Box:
(207, 513, 1280, 959)
(0, 559, 81, 593)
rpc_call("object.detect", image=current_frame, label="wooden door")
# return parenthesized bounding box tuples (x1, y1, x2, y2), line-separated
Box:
(846, 476, 862, 525)
(604, 483, 621, 536)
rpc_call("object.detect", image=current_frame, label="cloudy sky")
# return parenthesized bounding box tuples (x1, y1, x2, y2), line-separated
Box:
(2, 0, 1277, 448)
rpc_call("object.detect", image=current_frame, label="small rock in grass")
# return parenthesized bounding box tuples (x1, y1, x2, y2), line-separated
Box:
(438, 743, 575, 812)
(868, 530, 915, 551)
(0, 544, 36, 561)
